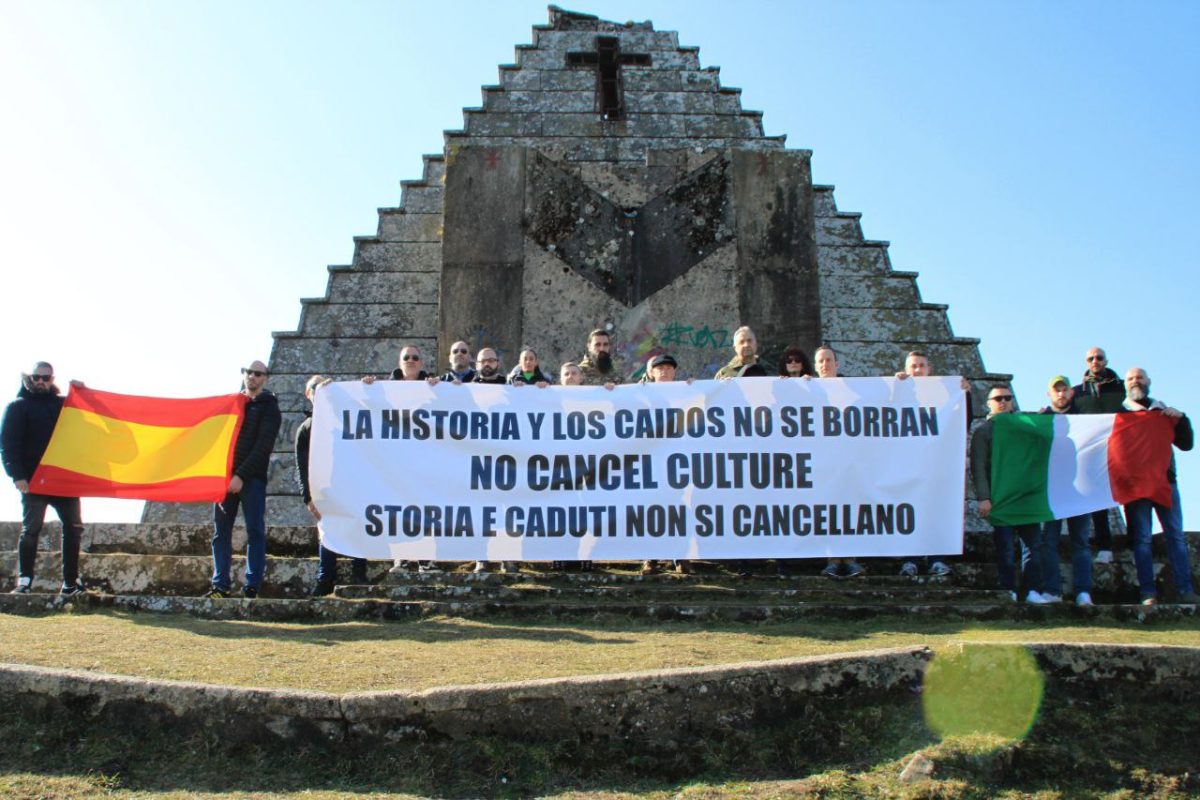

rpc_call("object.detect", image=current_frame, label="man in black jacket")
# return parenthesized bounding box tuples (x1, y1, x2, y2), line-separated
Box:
(206, 360, 281, 599)
(1072, 346, 1125, 563)
(2, 362, 85, 595)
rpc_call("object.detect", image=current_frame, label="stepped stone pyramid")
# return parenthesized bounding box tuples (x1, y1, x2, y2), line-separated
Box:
(145, 5, 1008, 526)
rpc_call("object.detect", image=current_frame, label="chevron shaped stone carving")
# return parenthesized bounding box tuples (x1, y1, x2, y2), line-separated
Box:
(526, 152, 733, 306)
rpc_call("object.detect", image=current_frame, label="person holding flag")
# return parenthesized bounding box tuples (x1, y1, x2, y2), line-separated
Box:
(2, 362, 85, 596)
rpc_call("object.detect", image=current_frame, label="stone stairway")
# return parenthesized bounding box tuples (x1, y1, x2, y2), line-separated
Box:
(2, 522, 1198, 623)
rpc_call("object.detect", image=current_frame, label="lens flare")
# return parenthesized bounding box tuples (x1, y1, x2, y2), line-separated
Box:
(923, 644, 1045, 740)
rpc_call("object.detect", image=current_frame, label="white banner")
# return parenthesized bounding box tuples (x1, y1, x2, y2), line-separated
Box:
(311, 377, 967, 561)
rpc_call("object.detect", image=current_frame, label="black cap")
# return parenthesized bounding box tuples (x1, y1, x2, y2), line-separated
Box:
(648, 354, 678, 369)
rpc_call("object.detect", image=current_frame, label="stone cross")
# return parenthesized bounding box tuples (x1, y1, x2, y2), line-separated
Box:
(566, 36, 651, 121)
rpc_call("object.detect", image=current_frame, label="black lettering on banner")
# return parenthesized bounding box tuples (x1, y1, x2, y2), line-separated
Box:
(527, 412, 546, 439)
(626, 505, 686, 537)
(471, 455, 517, 490)
(381, 409, 400, 439)
(482, 506, 497, 536)
(365, 504, 383, 535)
(920, 407, 939, 436)
(343, 409, 373, 439)
(695, 504, 715, 536)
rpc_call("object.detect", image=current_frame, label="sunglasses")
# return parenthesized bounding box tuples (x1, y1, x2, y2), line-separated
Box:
(451, 348, 469, 355)
(1086, 355, 1106, 362)
(401, 355, 422, 362)
(30, 374, 53, 383)
(989, 395, 1014, 402)
(241, 368, 268, 377)
(784, 356, 805, 364)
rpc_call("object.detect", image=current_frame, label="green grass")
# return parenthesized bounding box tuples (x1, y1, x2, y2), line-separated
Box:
(1, 612, 1199, 692)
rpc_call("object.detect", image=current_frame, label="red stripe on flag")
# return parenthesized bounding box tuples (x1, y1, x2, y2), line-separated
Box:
(1107, 411, 1177, 507)
(30, 465, 230, 503)
(67, 387, 247, 428)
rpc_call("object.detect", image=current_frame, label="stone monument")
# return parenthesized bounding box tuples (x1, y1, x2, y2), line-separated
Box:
(146, 6, 1005, 525)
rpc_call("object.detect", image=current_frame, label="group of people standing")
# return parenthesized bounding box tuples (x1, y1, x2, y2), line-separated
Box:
(4, 337, 1193, 607)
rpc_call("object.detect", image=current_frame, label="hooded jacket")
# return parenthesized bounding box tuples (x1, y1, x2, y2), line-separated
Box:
(1073, 367, 1125, 414)
(232, 389, 281, 482)
(1, 378, 65, 483)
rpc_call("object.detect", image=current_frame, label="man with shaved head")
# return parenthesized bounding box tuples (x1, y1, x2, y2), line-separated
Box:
(206, 359, 281, 599)
(1072, 346, 1125, 564)
(1119, 367, 1197, 605)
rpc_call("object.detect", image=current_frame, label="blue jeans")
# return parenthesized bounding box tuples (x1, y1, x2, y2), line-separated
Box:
(317, 545, 367, 585)
(211, 478, 266, 591)
(993, 523, 1043, 593)
(1124, 484, 1194, 600)
(1041, 515, 1093, 597)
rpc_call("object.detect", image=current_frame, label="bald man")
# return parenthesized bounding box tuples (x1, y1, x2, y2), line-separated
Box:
(206, 359, 281, 599)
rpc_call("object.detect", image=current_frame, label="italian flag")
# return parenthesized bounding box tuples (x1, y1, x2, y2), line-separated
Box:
(30, 387, 246, 502)
(988, 411, 1178, 526)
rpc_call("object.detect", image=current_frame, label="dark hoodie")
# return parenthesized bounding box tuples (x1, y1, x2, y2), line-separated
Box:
(232, 389, 281, 482)
(1, 377, 64, 483)
(1073, 367, 1125, 414)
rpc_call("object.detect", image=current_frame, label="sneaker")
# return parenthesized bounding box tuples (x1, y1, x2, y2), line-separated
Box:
(241, 586, 258, 599)
(59, 580, 85, 598)
(499, 561, 518, 574)
(1040, 593, 1063, 604)
(392, 559, 411, 571)
(1141, 596, 1157, 607)
(203, 588, 230, 599)
(820, 563, 841, 579)
(417, 561, 441, 574)
(1026, 590, 1051, 604)
(309, 581, 335, 597)
(11, 578, 32, 594)
(1176, 591, 1200, 605)
(899, 561, 918, 577)
(472, 561, 490, 573)
(1094, 550, 1114, 564)
(843, 561, 866, 578)
(1075, 592, 1094, 607)
(929, 561, 952, 577)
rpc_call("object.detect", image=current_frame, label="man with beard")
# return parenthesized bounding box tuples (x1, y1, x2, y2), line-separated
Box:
(471, 348, 507, 385)
(714, 326, 762, 379)
(440, 340, 476, 383)
(1072, 346, 1125, 564)
(2, 362, 86, 596)
(1037, 376, 1094, 606)
(578, 329, 623, 386)
(207, 360, 282, 599)
(1119, 368, 1197, 605)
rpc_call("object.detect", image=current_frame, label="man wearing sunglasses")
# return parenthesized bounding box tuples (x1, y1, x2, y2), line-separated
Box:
(206, 360, 281, 599)
(441, 340, 476, 384)
(2, 362, 86, 596)
(1072, 347, 1125, 565)
(970, 385, 1051, 604)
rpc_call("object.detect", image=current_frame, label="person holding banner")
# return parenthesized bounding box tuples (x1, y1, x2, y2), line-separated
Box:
(440, 340, 476, 384)
(1037, 376, 1094, 606)
(2, 362, 86, 596)
(1119, 368, 1198, 606)
(507, 349, 553, 387)
(364, 346, 441, 573)
(813, 346, 867, 580)
(560, 362, 583, 386)
(296, 374, 367, 596)
(578, 329, 624, 387)
(1072, 347, 1125, 565)
(471, 348, 507, 386)
(714, 326, 762, 380)
(970, 384, 1050, 603)
(640, 353, 693, 576)
(206, 360, 281, 599)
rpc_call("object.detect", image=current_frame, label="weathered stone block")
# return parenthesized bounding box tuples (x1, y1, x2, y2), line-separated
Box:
(270, 336, 437, 374)
(827, 340, 987, 376)
(486, 89, 596, 114)
(823, 307, 952, 341)
(352, 241, 441, 272)
(685, 115, 762, 138)
(398, 185, 443, 214)
(326, 272, 440, 304)
(816, 214, 865, 245)
(538, 70, 596, 91)
(812, 188, 837, 216)
(624, 70, 682, 92)
(465, 111, 543, 137)
(645, 50, 700, 70)
(817, 244, 891, 274)
(819, 273, 919, 308)
(680, 69, 719, 91)
(376, 212, 441, 243)
(298, 302, 438, 338)
(499, 67, 541, 90)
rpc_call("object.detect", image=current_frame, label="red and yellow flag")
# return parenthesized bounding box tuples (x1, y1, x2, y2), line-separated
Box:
(30, 387, 247, 502)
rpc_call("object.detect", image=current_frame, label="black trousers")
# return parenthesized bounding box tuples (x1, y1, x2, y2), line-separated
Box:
(17, 493, 83, 585)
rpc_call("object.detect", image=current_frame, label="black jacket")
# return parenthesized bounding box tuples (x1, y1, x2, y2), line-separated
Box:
(507, 365, 554, 386)
(1073, 368, 1125, 414)
(1, 381, 64, 482)
(472, 373, 507, 385)
(232, 390, 281, 482)
(294, 412, 313, 504)
(441, 368, 477, 383)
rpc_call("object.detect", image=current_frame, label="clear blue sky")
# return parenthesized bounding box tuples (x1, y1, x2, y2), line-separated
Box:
(1, 0, 1196, 526)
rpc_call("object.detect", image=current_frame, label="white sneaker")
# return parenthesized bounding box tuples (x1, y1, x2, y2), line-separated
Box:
(500, 561, 518, 574)
(929, 561, 952, 577)
(899, 561, 918, 577)
(1040, 593, 1063, 604)
(417, 561, 441, 574)
(472, 561, 490, 573)
(1026, 590, 1052, 604)
(1075, 592, 1094, 607)
(1094, 550, 1113, 564)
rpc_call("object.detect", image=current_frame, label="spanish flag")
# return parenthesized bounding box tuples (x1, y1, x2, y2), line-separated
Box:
(30, 387, 247, 502)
